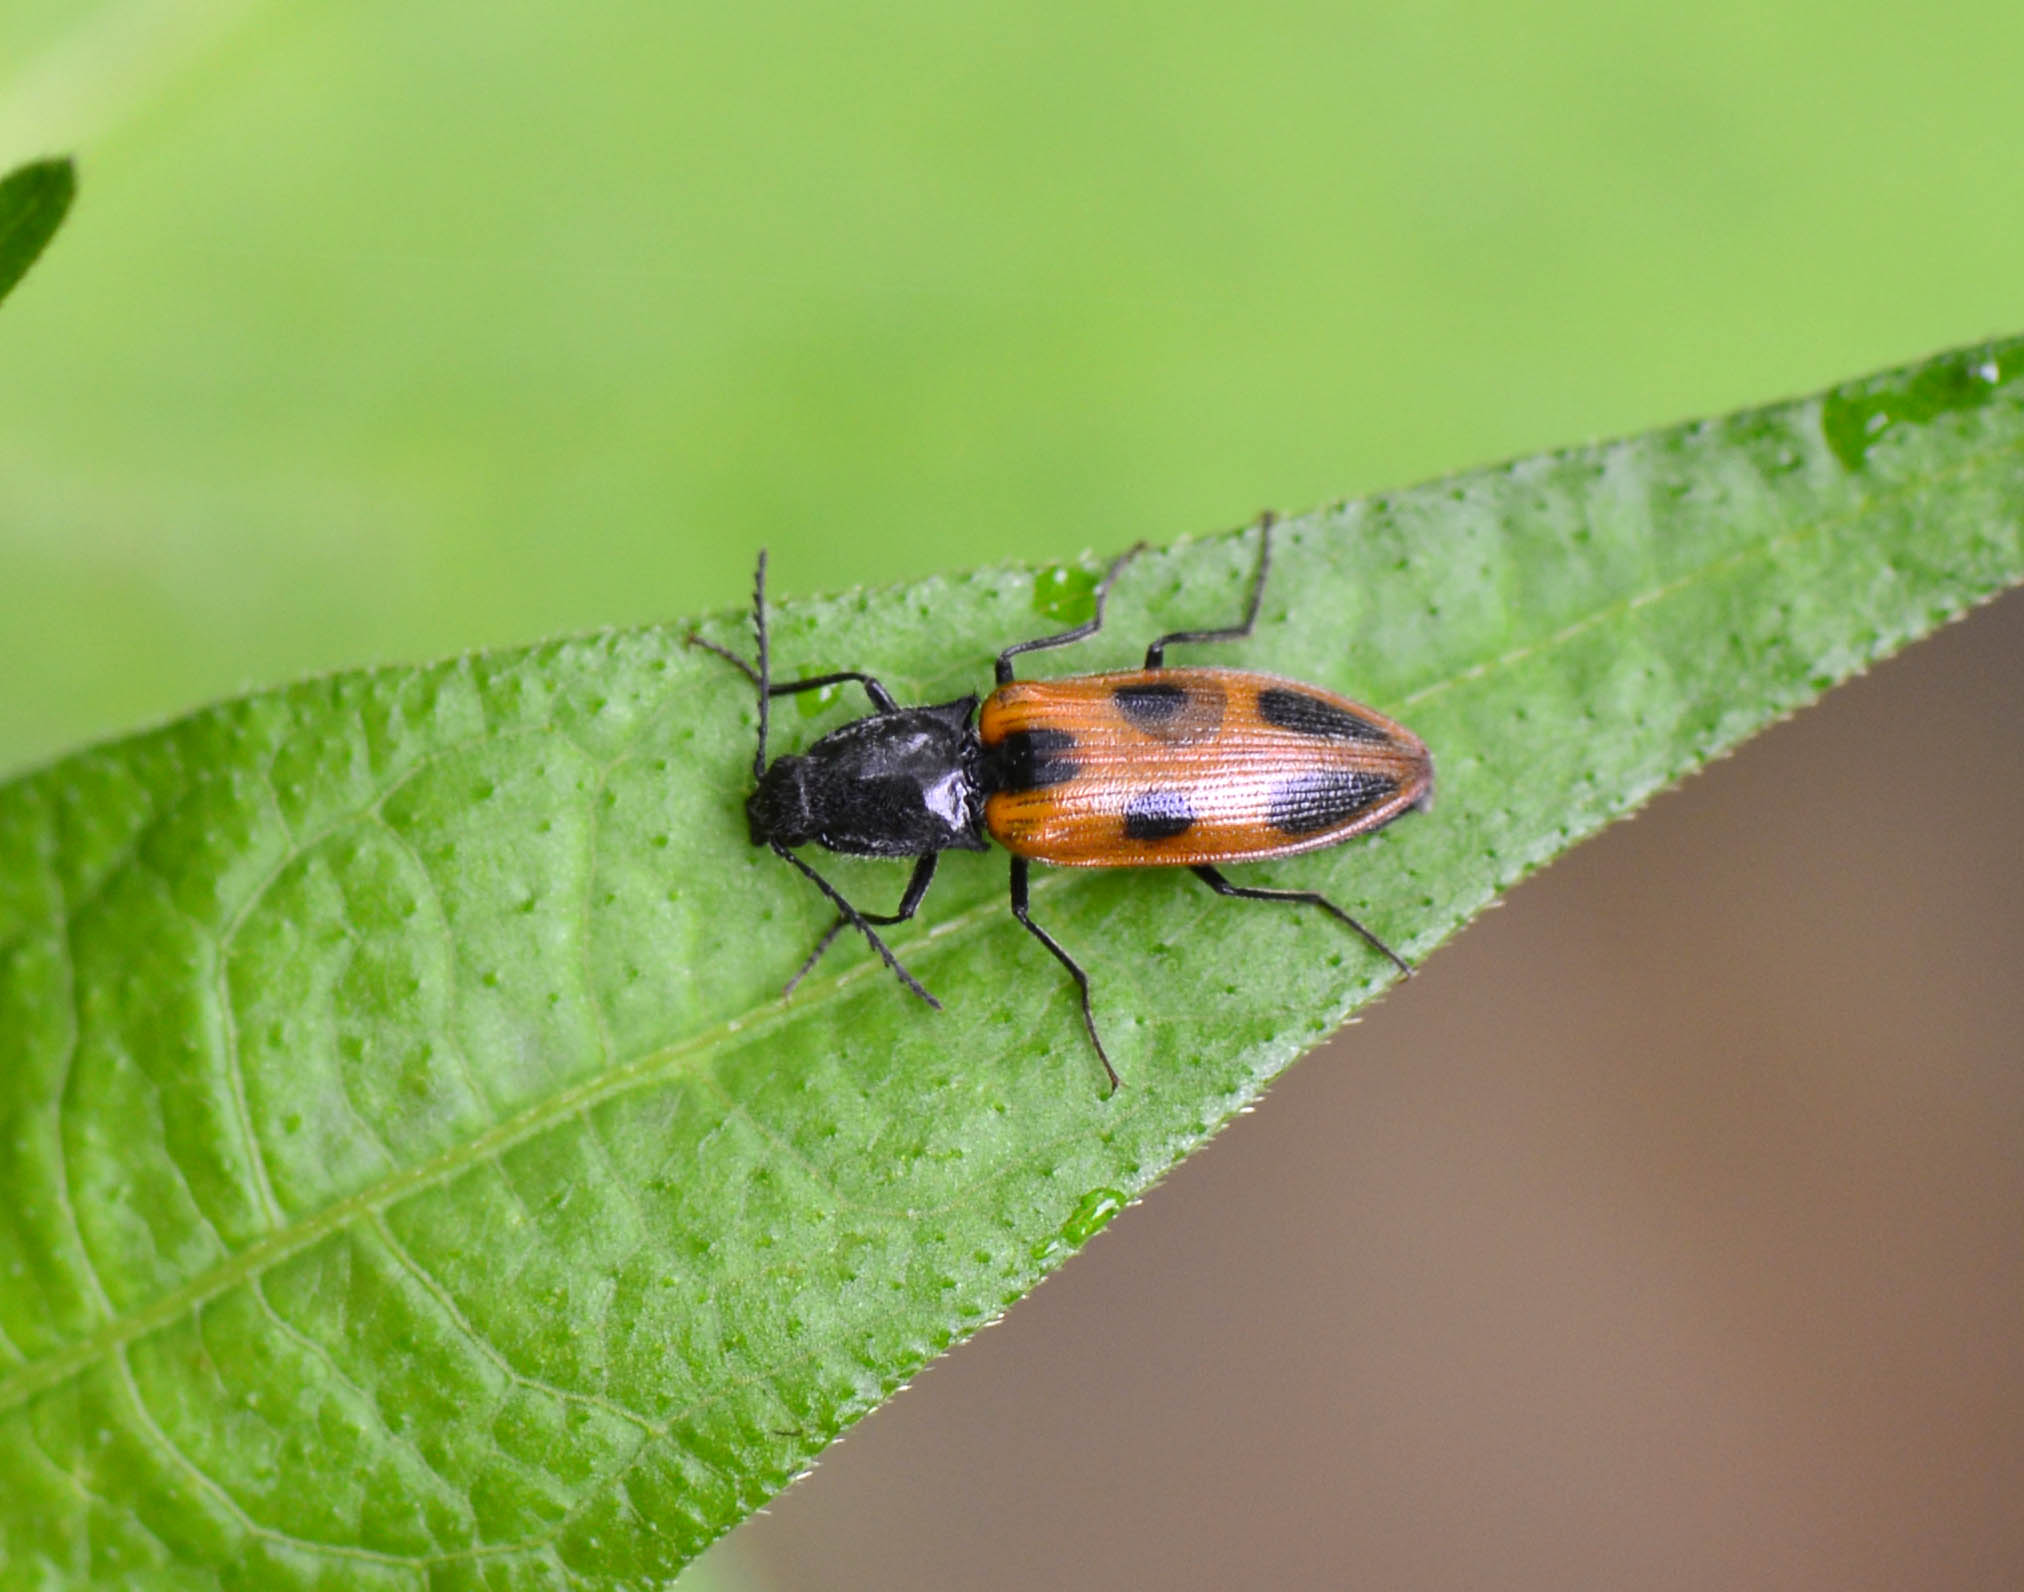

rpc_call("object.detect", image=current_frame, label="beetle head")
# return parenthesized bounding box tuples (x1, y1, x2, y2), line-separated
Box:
(746, 755, 814, 847)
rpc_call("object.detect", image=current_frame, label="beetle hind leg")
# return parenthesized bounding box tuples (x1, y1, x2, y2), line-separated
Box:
(1190, 863, 1411, 977)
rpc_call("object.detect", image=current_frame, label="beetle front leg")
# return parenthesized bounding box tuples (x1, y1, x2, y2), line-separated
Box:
(769, 843, 940, 1008)
(784, 852, 940, 996)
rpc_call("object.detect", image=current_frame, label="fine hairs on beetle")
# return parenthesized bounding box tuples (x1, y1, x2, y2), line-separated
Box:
(689, 516, 1434, 1091)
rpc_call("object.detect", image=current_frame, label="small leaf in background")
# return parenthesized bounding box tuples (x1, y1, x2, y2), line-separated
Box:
(0, 335, 2020, 1586)
(0, 157, 74, 309)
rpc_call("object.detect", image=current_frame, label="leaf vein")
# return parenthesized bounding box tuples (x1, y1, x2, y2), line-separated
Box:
(367, 1209, 656, 1436)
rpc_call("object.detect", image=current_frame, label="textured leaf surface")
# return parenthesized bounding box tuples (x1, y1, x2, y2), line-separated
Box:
(0, 156, 73, 309)
(2, 337, 2022, 1586)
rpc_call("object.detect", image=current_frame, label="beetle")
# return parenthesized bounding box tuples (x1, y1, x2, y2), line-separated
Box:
(688, 516, 1434, 1091)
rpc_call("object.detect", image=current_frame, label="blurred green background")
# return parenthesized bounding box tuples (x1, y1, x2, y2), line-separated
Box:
(5, 0, 2023, 775)
(4, 4, 2022, 1588)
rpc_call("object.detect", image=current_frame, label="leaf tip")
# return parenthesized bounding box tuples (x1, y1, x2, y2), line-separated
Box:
(0, 153, 80, 308)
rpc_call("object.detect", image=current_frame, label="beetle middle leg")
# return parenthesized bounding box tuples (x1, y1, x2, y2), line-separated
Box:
(995, 543, 1147, 685)
(1189, 863, 1411, 977)
(1008, 858, 1119, 1093)
(783, 852, 940, 996)
(1141, 511, 1275, 668)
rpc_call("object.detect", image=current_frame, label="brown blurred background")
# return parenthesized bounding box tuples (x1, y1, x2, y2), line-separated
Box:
(710, 588, 2023, 1588)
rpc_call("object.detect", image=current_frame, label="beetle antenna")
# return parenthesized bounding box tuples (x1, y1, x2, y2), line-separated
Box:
(770, 842, 942, 1010)
(752, 550, 771, 780)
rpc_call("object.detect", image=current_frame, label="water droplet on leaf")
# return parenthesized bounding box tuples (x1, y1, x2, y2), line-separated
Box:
(1031, 562, 1101, 623)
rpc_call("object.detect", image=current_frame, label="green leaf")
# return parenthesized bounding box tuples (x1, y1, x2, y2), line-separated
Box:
(0, 157, 74, 309)
(3, 333, 2021, 1586)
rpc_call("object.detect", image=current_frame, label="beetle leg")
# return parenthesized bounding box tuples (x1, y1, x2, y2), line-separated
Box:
(691, 636, 900, 714)
(1142, 511, 1275, 669)
(1189, 862, 1411, 977)
(765, 669, 900, 714)
(783, 853, 939, 995)
(995, 542, 1147, 684)
(770, 843, 941, 1009)
(688, 633, 899, 714)
(1008, 858, 1119, 1093)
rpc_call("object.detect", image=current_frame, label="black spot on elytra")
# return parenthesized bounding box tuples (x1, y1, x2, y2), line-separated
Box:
(1268, 770, 1398, 836)
(1113, 681, 1188, 726)
(1257, 687, 1389, 742)
(1115, 678, 1226, 742)
(981, 728, 1080, 792)
(1123, 789, 1195, 841)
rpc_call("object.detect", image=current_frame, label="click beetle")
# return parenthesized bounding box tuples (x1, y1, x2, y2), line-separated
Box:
(689, 517, 1434, 1090)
